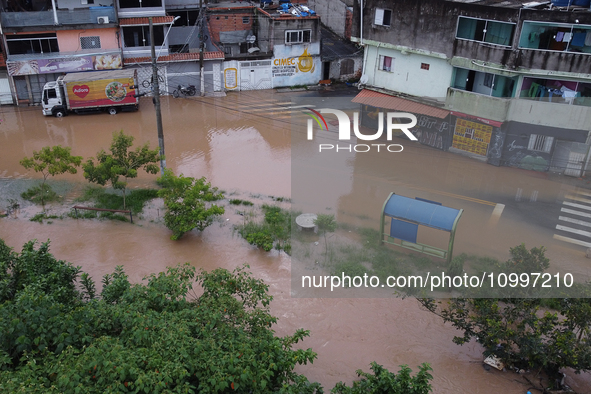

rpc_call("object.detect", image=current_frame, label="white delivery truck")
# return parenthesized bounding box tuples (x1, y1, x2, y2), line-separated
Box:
(42, 69, 139, 117)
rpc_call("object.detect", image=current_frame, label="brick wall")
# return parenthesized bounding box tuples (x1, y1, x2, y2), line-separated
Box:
(208, 12, 254, 43)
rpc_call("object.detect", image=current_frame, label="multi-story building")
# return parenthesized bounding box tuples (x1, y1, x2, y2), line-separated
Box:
(1, 0, 120, 104)
(206, 2, 322, 91)
(121, 0, 225, 96)
(352, 0, 591, 176)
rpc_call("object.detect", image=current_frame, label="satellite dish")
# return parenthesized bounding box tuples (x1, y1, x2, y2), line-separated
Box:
(247, 35, 256, 43)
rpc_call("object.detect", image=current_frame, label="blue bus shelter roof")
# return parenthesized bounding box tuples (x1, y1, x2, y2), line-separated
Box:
(383, 194, 461, 232)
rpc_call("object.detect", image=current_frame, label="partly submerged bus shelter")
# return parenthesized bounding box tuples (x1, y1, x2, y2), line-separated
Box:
(380, 193, 463, 264)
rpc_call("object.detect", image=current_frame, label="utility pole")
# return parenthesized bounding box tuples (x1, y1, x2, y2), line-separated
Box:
(150, 17, 166, 174)
(199, 0, 205, 96)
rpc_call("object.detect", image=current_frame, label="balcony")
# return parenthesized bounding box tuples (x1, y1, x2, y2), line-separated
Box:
(445, 88, 510, 123)
(0, 7, 117, 30)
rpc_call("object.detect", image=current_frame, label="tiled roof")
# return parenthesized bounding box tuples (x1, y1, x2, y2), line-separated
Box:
(352, 89, 449, 119)
(119, 16, 176, 26)
(123, 51, 224, 65)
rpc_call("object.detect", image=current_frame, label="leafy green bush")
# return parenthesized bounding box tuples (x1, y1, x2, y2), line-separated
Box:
(157, 169, 225, 240)
(77, 186, 158, 215)
(21, 184, 59, 204)
(245, 230, 274, 251)
(229, 199, 254, 206)
(332, 362, 433, 394)
(236, 205, 292, 253)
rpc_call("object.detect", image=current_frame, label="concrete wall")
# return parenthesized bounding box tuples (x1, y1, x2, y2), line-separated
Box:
(362, 45, 452, 100)
(270, 17, 321, 55)
(256, 12, 274, 53)
(446, 88, 510, 123)
(308, 0, 348, 38)
(57, 0, 113, 10)
(328, 56, 362, 81)
(168, 26, 200, 50)
(56, 28, 119, 51)
(507, 98, 591, 131)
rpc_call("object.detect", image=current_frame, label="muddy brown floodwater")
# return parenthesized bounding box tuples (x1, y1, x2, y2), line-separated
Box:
(1, 91, 590, 393)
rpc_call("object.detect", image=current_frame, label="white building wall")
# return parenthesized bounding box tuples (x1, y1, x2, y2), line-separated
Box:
(362, 45, 453, 101)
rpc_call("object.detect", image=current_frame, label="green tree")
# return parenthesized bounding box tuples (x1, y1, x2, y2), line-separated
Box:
(83, 130, 160, 209)
(157, 169, 224, 240)
(332, 362, 433, 394)
(19, 146, 83, 206)
(418, 245, 591, 391)
(0, 238, 433, 393)
(315, 213, 337, 261)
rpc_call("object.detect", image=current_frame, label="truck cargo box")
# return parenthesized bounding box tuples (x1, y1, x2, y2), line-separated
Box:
(62, 69, 138, 110)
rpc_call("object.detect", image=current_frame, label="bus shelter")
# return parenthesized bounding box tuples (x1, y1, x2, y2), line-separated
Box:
(380, 192, 463, 264)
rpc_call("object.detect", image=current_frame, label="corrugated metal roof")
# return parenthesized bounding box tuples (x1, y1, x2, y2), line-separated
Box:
(123, 51, 225, 65)
(119, 16, 175, 26)
(352, 89, 449, 119)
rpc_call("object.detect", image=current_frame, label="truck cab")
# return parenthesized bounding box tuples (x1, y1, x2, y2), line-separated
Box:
(42, 80, 67, 117)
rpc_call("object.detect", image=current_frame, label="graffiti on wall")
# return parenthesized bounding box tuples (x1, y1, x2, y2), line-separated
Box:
(413, 115, 451, 150)
(502, 137, 550, 171)
(452, 118, 492, 156)
(361, 107, 451, 150)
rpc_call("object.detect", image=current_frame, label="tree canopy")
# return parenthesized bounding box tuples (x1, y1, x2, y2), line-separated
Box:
(19, 145, 82, 206)
(0, 238, 433, 393)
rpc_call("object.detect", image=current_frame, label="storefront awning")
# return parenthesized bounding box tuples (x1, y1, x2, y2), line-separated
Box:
(352, 89, 449, 119)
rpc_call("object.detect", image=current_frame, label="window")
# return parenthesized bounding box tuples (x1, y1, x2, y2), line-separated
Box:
(374, 8, 392, 27)
(243, 16, 250, 24)
(519, 21, 591, 54)
(6, 33, 59, 55)
(528, 134, 554, 153)
(456, 16, 515, 47)
(452, 67, 517, 98)
(119, 0, 162, 8)
(420, 63, 430, 70)
(122, 26, 164, 48)
(340, 59, 354, 76)
(285, 30, 311, 44)
(80, 36, 101, 50)
(169, 10, 199, 26)
(378, 55, 393, 72)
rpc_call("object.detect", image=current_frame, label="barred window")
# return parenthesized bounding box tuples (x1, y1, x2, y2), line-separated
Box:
(80, 36, 101, 50)
(528, 134, 554, 153)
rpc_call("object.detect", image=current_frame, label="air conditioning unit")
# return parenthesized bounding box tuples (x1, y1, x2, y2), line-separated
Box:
(97, 16, 109, 24)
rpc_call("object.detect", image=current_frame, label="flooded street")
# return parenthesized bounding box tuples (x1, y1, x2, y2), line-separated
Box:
(1, 90, 591, 392)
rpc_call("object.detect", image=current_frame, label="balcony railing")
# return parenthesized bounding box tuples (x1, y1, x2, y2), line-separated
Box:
(0, 7, 116, 29)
